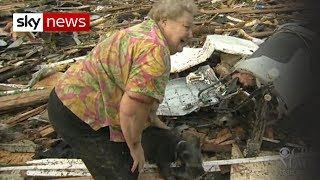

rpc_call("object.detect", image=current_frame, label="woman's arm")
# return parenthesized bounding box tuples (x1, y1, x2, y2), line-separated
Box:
(119, 91, 154, 172)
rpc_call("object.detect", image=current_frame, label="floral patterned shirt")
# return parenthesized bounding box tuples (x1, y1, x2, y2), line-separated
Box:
(55, 19, 171, 142)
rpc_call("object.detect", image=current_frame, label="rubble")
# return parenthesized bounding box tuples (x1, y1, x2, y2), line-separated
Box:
(0, 0, 318, 179)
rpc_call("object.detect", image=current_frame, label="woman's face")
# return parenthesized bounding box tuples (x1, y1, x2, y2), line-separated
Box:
(159, 12, 194, 55)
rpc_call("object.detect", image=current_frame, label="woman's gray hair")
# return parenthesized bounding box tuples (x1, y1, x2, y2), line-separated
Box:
(148, 0, 198, 22)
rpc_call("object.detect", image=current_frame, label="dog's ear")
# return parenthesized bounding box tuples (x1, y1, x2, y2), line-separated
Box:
(176, 140, 187, 153)
(176, 141, 192, 161)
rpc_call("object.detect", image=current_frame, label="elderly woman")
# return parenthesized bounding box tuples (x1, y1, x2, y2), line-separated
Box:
(47, 0, 198, 179)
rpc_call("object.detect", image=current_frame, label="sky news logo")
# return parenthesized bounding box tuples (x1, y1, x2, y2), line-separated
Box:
(13, 13, 90, 32)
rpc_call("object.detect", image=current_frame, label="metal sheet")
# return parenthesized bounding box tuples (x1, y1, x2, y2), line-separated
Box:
(157, 77, 207, 116)
(157, 65, 220, 116)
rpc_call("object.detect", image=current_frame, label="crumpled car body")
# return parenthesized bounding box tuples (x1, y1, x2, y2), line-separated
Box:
(233, 23, 316, 114)
(157, 23, 317, 117)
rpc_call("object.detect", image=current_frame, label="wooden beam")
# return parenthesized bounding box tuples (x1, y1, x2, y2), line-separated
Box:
(0, 88, 51, 113)
(4, 104, 47, 127)
(248, 31, 274, 38)
(0, 59, 43, 83)
(240, 6, 305, 14)
(39, 126, 55, 138)
(26, 170, 91, 177)
(245, 90, 272, 157)
(2, 155, 284, 171)
(199, 4, 299, 14)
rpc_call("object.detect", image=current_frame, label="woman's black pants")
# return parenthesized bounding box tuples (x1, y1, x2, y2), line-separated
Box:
(47, 88, 138, 180)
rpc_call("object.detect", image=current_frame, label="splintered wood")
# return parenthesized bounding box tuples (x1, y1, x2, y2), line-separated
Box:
(202, 128, 234, 152)
(0, 89, 51, 113)
(0, 150, 34, 165)
(4, 104, 47, 127)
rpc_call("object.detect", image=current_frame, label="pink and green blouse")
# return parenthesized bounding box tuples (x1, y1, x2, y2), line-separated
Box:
(55, 19, 171, 142)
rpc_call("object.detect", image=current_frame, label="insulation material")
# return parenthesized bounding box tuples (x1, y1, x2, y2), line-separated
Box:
(170, 35, 259, 73)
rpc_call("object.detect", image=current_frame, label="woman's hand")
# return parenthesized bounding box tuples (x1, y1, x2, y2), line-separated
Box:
(129, 142, 145, 172)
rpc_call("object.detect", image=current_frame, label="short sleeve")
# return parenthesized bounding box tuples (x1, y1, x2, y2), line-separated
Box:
(126, 45, 170, 103)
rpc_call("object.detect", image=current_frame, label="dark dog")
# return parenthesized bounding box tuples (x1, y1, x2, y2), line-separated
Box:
(142, 126, 204, 180)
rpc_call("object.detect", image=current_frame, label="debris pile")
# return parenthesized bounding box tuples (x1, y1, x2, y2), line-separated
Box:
(0, 0, 317, 179)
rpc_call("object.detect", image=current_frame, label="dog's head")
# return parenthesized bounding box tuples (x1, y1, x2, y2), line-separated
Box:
(176, 138, 205, 179)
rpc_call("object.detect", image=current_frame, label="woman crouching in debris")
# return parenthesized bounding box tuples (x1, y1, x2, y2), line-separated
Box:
(47, 0, 200, 179)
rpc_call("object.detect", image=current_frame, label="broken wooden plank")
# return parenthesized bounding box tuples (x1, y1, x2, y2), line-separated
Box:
(39, 126, 55, 138)
(219, 139, 235, 145)
(240, 6, 305, 14)
(4, 104, 47, 127)
(245, 92, 271, 157)
(36, 56, 86, 69)
(0, 83, 27, 91)
(231, 143, 244, 159)
(97, 4, 151, 13)
(200, 6, 254, 14)
(0, 58, 43, 82)
(0, 65, 14, 74)
(27, 169, 162, 179)
(27, 158, 84, 165)
(204, 155, 281, 166)
(26, 170, 91, 177)
(4, 158, 220, 173)
(199, 4, 299, 14)
(237, 29, 259, 41)
(52, 5, 91, 11)
(230, 143, 244, 179)
(192, 25, 216, 35)
(248, 30, 274, 38)
(0, 88, 51, 113)
(0, 87, 45, 97)
(3, 162, 163, 172)
(0, 164, 87, 171)
(212, 128, 232, 144)
(262, 137, 305, 148)
(0, 150, 34, 165)
(7, 154, 314, 174)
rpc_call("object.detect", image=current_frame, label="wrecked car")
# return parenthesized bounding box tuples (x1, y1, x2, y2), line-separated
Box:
(157, 23, 316, 121)
(233, 23, 316, 115)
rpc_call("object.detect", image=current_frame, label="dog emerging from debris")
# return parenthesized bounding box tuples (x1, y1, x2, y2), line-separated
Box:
(142, 126, 205, 180)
